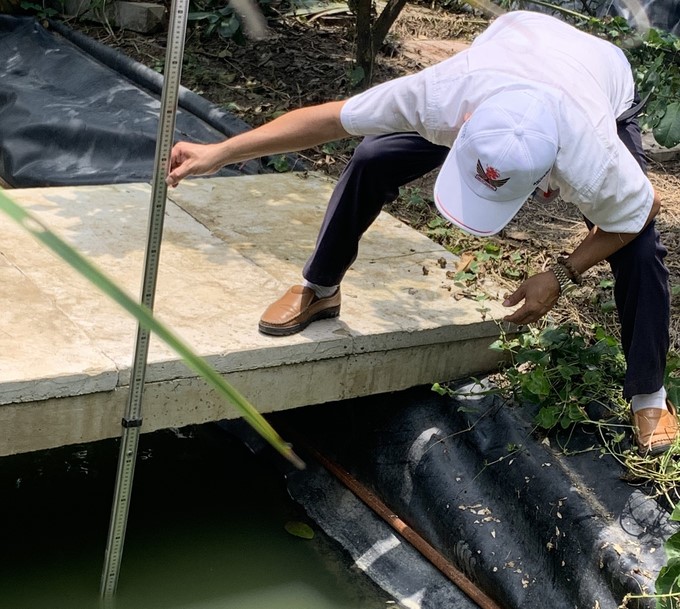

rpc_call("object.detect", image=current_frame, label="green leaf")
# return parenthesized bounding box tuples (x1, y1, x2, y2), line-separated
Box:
(600, 300, 617, 313)
(267, 154, 292, 173)
(655, 555, 680, 603)
(557, 364, 579, 380)
(504, 267, 522, 279)
(0, 190, 305, 470)
(488, 339, 506, 352)
(535, 406, 558, 430)
(665, 354, 680, 406)
(654, 101, 680, 148)
(567, 404, 586, 422)
(524, 368, 551, 398)
(187, 11, 214, 20)
(285, 521, 315, 539)
(431, 382, 449, 396)
(539, 327, 569, 347)
(349, 66, 365, 88)
(516, 349, 548, 365)
(583, 369, 601, 385)
(218, 15, 241, 39)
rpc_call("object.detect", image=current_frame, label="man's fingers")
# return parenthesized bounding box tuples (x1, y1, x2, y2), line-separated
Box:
(504, 306, 538, 325)
(503, 287, 524, 307)
(166, 163, 190, 187)
(504, 306, 529, 325)
(504, 301, 552, 325)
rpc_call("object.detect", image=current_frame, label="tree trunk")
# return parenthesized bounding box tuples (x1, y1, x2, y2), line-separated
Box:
(354, 0, 374, 88)
(352, 0, 410, 89)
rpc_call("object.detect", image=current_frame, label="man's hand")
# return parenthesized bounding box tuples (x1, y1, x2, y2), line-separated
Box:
(166, 141, 228, 187)
(502, 271, 561, 325)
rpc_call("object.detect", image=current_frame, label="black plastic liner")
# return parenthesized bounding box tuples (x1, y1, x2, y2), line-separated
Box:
(0, 16, 274, 187)
(254, 382, 679, 609)
(609, 0, 679, 34)
(523, 0, 680, 35)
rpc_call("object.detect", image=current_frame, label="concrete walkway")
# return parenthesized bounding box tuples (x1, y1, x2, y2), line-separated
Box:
(0, 172, 510, 456)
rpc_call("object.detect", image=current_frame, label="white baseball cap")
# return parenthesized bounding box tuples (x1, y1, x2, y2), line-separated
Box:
(433, 89, 559, 237)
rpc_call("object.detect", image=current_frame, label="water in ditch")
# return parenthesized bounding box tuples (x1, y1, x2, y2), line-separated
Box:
(0, 424, 394, 609)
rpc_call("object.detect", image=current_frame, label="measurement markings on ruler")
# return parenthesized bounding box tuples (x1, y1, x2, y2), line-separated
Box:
(100, 0, 190, 598)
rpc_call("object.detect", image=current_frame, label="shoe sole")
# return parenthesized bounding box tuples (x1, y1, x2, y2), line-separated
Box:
(639, 442, 675, 457)
(258, 305, 340, 336)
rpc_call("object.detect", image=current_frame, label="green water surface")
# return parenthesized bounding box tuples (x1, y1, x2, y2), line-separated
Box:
(0, 425, 392, 609)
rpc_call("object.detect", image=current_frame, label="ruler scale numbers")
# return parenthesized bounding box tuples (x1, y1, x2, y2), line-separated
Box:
(100, 0, 190, 600)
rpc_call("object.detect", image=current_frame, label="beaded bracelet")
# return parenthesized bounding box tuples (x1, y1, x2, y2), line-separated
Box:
(557, 256, 583, 285)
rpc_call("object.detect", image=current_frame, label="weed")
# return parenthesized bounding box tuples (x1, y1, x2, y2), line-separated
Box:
(266, 154, 292, 172)
(490, 323, 629, 430)
(399, 185, 428, 208)
(19, 0, 58, 18)
(188, 0, 247, 42)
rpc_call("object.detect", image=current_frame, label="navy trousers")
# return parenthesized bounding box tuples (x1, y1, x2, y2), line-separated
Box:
(303, 118, 670, 400)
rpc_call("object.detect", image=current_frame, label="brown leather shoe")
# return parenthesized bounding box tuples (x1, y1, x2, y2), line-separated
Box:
(632, 400, 679, 455)
(259, 285, 341, 336)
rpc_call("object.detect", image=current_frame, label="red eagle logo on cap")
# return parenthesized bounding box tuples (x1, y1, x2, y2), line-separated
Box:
(475, 160, 510, 191)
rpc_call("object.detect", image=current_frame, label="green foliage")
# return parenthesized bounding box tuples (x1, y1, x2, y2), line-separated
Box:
(654, 503, 680, 608)
(594, 17, 680, 148)
(656, 101, 680, 150)
(512, 2, 680, 148)
(490, 324, 628, 430)
(425, 215, 456, 240)
(445, 322, 680, 606)
(666, 353, 680, 409)
(188, 0, 270, 42)
(349, 66, 365, 88)
(419, 235, 529, 288)
(18, 0, 58, 18)
(399, 185, 428, 207)
(266, 154, 293, 172)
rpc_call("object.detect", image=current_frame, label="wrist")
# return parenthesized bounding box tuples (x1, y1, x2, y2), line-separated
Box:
(556, 256, 583, 285)
(550, 262, 577, 296)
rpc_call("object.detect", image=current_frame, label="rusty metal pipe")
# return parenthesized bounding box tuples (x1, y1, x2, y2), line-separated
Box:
(301, 442, 505, 609)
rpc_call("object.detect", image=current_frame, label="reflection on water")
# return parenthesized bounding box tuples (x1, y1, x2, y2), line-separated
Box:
(0, 425, 392, 609)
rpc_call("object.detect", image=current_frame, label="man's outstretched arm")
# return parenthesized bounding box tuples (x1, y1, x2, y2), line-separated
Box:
(166, 100, 349, 187)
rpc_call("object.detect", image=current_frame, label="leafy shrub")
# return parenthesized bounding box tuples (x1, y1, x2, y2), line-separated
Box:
(586, 15, 680, 148)
(490, 324, 628, 430)
(189, 0, 246, 42)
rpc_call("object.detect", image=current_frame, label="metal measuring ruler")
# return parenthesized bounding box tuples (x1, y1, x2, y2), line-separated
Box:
(100, 0, 190, 599)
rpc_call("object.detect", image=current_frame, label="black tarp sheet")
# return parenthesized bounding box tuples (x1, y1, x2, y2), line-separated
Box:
(519, 0, 679, 35)
(0, 15, 271, 187)
(606, 0, 679, 34)
(256, 382, 676, 609)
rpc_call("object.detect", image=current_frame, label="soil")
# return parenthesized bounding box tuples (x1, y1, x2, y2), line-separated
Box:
(68, 5, 680, 351)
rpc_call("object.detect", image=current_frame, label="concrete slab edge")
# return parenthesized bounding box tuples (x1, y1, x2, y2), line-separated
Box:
(0, 333, 504, 456)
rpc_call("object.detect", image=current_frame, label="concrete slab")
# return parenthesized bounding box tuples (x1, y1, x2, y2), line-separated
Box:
(0, 173, 510, 456)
